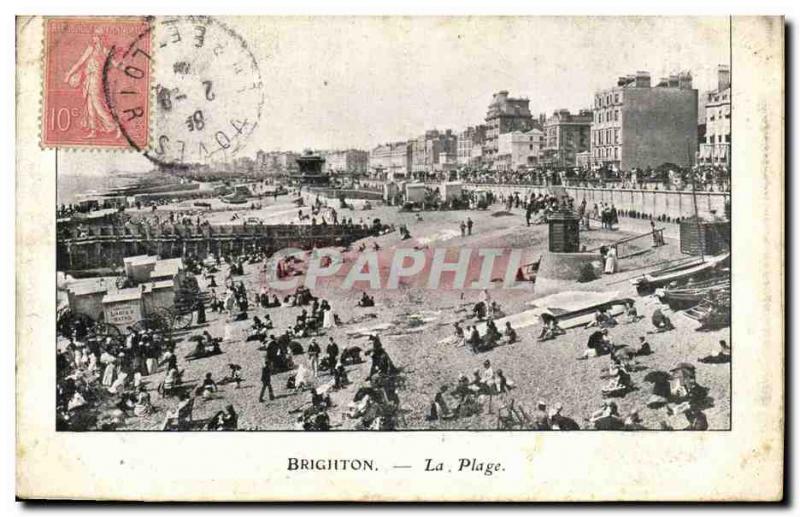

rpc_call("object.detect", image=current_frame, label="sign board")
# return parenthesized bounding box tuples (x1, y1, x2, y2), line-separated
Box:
(103, 298, 144, 328)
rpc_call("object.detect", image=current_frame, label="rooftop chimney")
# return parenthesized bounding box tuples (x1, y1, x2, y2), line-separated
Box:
(635, 71, 651, 88)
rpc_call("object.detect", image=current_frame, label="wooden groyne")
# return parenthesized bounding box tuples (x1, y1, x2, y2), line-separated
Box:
(57, 222, 377, 271)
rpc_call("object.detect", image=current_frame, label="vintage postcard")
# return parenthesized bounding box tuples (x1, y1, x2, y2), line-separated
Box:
(16, 15, 784, 501)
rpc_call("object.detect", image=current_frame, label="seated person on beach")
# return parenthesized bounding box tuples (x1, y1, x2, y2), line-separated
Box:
(207, 404, 238, 431)
(470, 369, 487, 392)
(357, 292, 375, 307)
(452, 322, 466, 347)
(340, 346, 364, 366)
(219, 363, 243, 388)
(427, 385, 454, 421)
(348, 385, 376, 419)
(586, 308, 617, 329)
(296, 309, 308, 327)
(450, 375, 481, 417)
(466, 326, 482, 354)
(634, 336, 652, 356)
(299, 407, 331, 432)
(503, 322, 517, 344)
(293, 286, 315, 306)
(480, 360, 495, 391)
(495, 369, 514, 393)
(492, 301, 504, 318)
(247, 317, 269, 341)
(162, 393, 194, 431)
(682, 407, 709, 431)
(287, 363, 312, 391)
(698, 339, 731, 364)
(485, 319, 502, 343)
(158, 367, 183, 397)
(333, 361, 350, 390)
(537, 315, 565, 341)
(651, 305, 675, 332)
(133, 385, 153, 416)
(624, 301, 642, 323)
(530, 401, 551, 430)
(189, 333, 223, 360)
(253, 315, 272, 330)
(471, 301, 487, 321)
(589, 401, 624, 430)
(624, 410, 646, 430)
(367, 339, 397, 380)
(603, 362, 633, 394)
(452, 374, 473, 399)
(115, 391, 136, 415)
(581, 329, 612, 359)
(549, 403, 580, 430)
(198, 372, 218, 399)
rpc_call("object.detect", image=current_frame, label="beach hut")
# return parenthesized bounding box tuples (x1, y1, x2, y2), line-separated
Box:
(440, 181, 463, 202)
(123, 255, 157, 283)
(547, 209, 581, 253)
(383, 182, 399, 203)
(405, 183, 427, 204)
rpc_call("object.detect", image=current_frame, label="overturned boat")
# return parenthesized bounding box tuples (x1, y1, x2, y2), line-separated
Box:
(631, 252, 730, 296)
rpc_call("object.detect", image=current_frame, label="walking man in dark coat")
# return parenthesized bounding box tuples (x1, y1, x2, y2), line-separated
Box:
(326, 338, 339, 373)
(259, 359, 275, 402)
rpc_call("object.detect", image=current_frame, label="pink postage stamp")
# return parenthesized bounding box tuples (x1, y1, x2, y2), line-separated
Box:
(42, 17, 151, 149)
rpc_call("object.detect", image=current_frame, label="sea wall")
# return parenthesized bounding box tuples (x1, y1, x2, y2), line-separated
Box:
(306, 187, 383, 201)
(462, 184, 729, 221)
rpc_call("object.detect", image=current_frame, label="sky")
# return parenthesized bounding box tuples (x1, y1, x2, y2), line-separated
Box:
(60, 16, 731, 176)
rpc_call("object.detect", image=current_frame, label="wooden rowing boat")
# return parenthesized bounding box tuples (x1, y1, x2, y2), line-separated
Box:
(631, 252, 730, 295)
(654, 275, 731, 310)
(683, 291, 731, 329)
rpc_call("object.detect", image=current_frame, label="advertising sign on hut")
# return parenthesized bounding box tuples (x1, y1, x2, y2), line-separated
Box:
(102, 289, 144, 329)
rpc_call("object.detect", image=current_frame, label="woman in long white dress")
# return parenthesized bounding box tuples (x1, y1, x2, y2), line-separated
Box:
(604, 247, 618, 274)
(322, 308, 336, 329)
(101, 356, 117, 386)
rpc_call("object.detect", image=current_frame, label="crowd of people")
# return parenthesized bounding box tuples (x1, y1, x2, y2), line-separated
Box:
(420, 164, 731, 193)
(56, 171, 729, 433)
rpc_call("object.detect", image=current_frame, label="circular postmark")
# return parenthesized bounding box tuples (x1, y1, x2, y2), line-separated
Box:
(104, 16, 264, 169)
